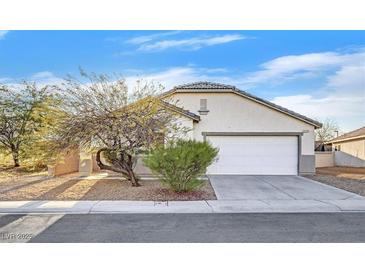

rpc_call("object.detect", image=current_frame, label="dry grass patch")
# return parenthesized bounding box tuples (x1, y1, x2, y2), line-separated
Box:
(0, 165, 47, 183)
(316, 166, 365, 180)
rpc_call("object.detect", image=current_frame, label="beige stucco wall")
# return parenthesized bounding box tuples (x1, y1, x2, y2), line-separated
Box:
(172, 115, 194, 140)
(332, 138, 365, 160)
(51, 150, 80, 176)
(168, 92, 316, 155)
(315, 152, 334, 167)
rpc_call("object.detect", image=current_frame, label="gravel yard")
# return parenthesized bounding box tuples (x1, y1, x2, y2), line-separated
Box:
(304, 167, 365, 197)
(0, 166, 47, 184)
(0, 172, 216, 201)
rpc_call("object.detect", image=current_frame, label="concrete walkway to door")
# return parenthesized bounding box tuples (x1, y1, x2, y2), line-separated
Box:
(209, 175, 364, 200)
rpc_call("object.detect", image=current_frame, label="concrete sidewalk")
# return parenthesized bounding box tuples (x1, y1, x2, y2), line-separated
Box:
(1, 199, 365, 214)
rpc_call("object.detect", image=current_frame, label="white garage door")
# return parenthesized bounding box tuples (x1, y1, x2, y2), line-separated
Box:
(207, 135, 298, 175)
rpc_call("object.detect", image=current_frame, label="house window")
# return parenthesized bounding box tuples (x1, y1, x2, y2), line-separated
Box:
(198, 99, 209, 115)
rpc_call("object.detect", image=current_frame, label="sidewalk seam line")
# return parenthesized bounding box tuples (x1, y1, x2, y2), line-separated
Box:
(204, 200, 215, 213)
(88, 200, 101, 214)
(315, 199, 342, 211)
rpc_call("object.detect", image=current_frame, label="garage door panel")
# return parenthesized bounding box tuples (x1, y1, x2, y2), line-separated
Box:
(207, 135, 298, 175)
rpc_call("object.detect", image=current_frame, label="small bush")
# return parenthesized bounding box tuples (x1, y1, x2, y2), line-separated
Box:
(144, 139, 218, 192)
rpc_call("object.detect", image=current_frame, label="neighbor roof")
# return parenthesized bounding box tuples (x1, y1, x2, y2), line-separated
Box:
(329, 126, 365, 143)
(162, 81, 322, 128)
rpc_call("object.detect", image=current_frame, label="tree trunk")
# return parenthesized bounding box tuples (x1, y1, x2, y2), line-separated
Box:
(125, 152, 140, 187)
(96, 148, 140, 187)
(11, 148, 20, 167)
(126, 165, 140, 187)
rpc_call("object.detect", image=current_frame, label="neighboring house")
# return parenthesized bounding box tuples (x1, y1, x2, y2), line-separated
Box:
(325, 126, 365, 167)
(51, 82, 322, 176)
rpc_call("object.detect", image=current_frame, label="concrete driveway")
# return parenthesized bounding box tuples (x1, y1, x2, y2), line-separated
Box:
(209, 175, 364, 200)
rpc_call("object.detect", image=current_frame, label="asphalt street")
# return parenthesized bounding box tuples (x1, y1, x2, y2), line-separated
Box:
(1, 213, 365, 243)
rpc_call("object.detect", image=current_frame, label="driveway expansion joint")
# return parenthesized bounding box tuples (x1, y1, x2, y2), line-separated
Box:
(257, 176, 297, 200)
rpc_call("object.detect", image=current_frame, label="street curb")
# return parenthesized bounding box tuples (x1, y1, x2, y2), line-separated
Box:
(1, 199, 365, 214)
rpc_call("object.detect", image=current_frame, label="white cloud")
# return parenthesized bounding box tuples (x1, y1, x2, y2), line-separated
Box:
(272, 94, 363, 120)
(272, 94, 365, 131)
(0, 71, 64, 90)
(0, 77, 12, 83)
(137, 34, 245, 52)
(230, 48, 365, 131)
(326, 65, 365, 95)
(0, 30, 9, 39)
(126, 31, 181, 44)
(30, 71, 64, 85)
(124, 66, 233, 90)
(242, 50, 365, 86)
(32, 71, 55, 79)
(270, 54, 365, 131)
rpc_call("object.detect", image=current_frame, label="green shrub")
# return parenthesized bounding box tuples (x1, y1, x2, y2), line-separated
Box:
(144, 139, 218, 192)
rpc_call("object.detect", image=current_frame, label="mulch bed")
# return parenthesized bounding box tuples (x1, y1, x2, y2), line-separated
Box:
(0, 175, 217, 201)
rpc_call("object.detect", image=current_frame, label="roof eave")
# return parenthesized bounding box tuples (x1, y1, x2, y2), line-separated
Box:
(327, 134, 365, 144)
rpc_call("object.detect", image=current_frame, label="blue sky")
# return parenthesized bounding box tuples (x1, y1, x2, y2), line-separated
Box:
(0, 30, 364, 131)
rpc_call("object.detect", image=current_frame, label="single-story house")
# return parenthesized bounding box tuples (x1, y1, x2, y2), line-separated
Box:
(51, 81, 322, 176)
(325, 126, 365, 167)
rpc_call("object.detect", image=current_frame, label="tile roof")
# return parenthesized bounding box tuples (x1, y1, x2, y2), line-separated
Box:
(330, 126, 365, 142)
(174, 81, 235, 90)
(162, 81, 322, 128)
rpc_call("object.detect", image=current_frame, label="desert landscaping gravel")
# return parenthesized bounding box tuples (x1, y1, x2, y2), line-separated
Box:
(304, 167, 365, 197)
(0, 173, 216, 201)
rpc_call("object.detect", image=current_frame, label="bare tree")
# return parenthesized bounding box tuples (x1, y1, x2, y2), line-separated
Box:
(55, 71, 181, 186)
(315, 118, 341, 143)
